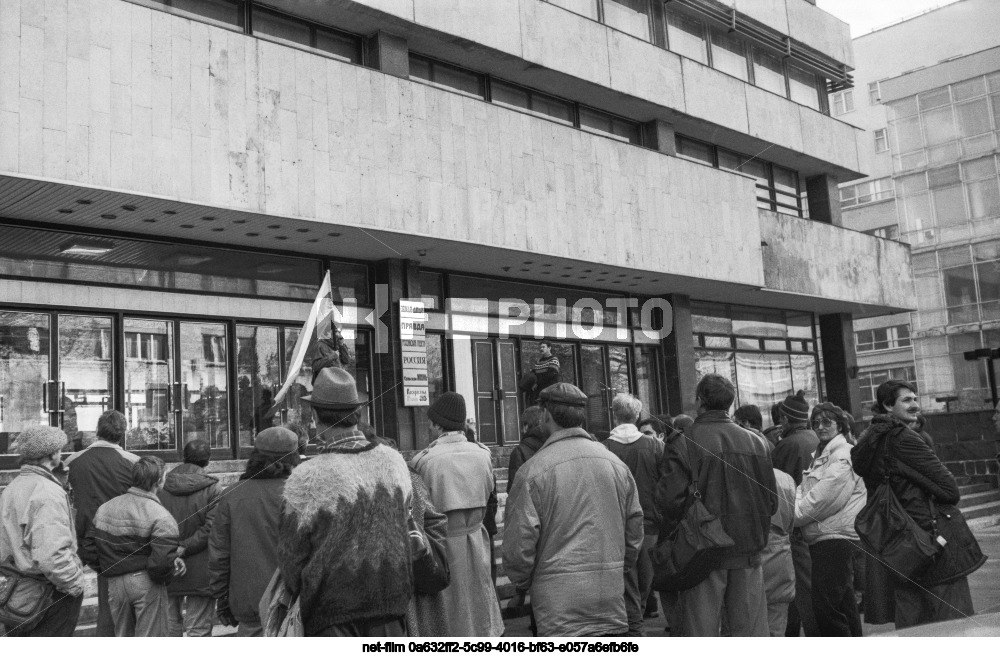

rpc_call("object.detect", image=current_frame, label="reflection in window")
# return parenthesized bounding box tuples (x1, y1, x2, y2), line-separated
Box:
(0, 312, 50, 457)
(752, 48, 786, 96)
(579, 106, 642, 144)
(236, 325, 281, 447)
(181, 323, 230, 450)
(666, 9, 707, 65)
(409, 54, 487, 99)
(633, 345, 661, 416)
(787, 64, 820, 111)
(709, 26, 748, 81)
(124, 319, 176, 452)
(603, 0, 651, 41)
(491, 80, 574, 125)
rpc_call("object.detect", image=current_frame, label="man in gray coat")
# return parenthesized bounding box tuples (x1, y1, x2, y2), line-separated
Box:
(503, 383, 643, 637)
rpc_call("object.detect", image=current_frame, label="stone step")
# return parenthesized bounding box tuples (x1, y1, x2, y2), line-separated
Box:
(959, 489, 1000, 509)
(960, 499, 1000, 522)
(959, 482, 996, 496)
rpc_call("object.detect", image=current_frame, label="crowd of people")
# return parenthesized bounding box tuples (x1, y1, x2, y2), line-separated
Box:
(0, 364, 988, 637)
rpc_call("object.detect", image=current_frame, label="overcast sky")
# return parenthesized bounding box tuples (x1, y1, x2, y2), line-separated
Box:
(816, 0, 963, 37)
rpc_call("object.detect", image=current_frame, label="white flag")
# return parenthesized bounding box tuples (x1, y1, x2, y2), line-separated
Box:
(271, 270, 332, 407)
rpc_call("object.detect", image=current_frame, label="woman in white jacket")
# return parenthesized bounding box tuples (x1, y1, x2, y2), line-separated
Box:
(794, 402, 866, 637)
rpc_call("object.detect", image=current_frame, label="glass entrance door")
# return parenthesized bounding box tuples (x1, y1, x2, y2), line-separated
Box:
(180, 322, 230, 449)
(581, 344, 634, 435)
(58, 315, 114, 451)
(123, 319, 177, 451)
(472, 338, 521, 445)
(0, 311, 49, 457)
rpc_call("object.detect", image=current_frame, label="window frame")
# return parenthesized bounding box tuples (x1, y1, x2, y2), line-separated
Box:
(832, 89, 855, 116)
(874, 128, 889, 153)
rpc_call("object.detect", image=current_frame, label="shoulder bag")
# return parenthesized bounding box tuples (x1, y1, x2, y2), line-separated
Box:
(259, 569, 304, 637)
(651, 443, 735, 592)
(854, 431, 941, 582)
(0, 560, 55, 635)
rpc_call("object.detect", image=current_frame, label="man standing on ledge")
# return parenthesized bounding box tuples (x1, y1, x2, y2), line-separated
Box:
(413, 392, 504, 637)
(504, 383, 643, 637)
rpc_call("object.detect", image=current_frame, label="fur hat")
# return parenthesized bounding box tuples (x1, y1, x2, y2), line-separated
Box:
(780, 390, 810, 423)
(14, 425, 68, 461)
(428, 392, 466, 431)
(301, 367, 362, 409)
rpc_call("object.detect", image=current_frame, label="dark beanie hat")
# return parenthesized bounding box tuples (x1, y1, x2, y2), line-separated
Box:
(780, 390, 810, 423)
(428, 392, 467, 431)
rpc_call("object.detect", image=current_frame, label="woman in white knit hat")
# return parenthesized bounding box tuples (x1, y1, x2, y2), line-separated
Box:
(0, 425, 86, 636)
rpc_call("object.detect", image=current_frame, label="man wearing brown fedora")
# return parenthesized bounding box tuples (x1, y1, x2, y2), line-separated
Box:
(411, 392, 504, 637)
(277, 368, 414, 636)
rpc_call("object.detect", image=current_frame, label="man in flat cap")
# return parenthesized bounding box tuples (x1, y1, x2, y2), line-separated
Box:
(503, 383, 643, 637)
(411, 392, 503, 637)
(278, 368, 414, 637)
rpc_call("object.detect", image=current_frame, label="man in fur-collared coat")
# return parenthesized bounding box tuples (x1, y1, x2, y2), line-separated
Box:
(278, 368, 414, 637)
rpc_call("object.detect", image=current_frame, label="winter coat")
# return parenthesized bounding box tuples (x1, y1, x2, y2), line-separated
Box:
(0, 465, 86, 597)
(507, 428, 546, 491)
(405, 469, 450, 637)
(654, 411, 777, 569)
(65, 440, 140, 544)
(209, 477, 285, 624)
(279, 439, 414, 635)
(157, 463, 224, 597)
(771, 424, 819, 486)
(82, 487, 180, 585)
(602, 424, 664, 534)
(761, 469, 796, 606)
(413, 432, 503, 637)
(794, 435, 866, 544)
(503, 426, 643, 637)
(853, 414, 986, 587)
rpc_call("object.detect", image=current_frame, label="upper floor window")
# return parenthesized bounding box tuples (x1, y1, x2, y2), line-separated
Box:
(788, 64, 822, 112)
(139, 0, 245, 27)
(709, 25, 749, 82)
(875, 128, 889, 153)
(579, 106, 643, 144)
(409, 54, 486, 99)
(831, 90, 854, 115)
(602, 0, 653, 42)
(679, 136, 805, 218)
(491, 80, 575, 126)
(752, 47, 786, 97)
(865, 225, 899, 240)
(840, 177, 894, 208)
(868, 81, 881, 105)
(856, 325, 911, 352)
(665, 8, 708, 65)
(252, 3, 362, 62)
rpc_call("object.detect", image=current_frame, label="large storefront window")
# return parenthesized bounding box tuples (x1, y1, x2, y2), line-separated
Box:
(0, 312, 49, 458)
(692, 303, 820, 427)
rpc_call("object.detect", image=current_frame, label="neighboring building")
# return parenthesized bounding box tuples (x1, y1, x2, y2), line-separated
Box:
(834, 0, 1000, 414)
(0, 0, 911, 469)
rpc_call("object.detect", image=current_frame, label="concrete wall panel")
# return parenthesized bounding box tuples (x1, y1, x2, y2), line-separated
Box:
(786, 0, 853, 69)
(0, 0, 766, 286)
(759, 211, 914, 309)
(745, 85, 803, 153)
(518, 0, 611, 88)
(799, 107, 860, 174)
(735, 0, 788, 35)
(413, 0, 522, 58)
(681, 59, 749, 134)
(608, 30, 684, 112)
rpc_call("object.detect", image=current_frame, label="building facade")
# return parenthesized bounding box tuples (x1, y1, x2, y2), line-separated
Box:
(0, 0, 912, 467)
(834, 0, 1000, 414)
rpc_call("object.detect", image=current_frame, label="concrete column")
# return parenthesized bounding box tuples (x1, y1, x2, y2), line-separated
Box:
(663, 294, 699, 416)
(366, 31, 409, 79)
(805, 174, 842, 226)
(819, 313, 862, 418)
(643, 120, 677, 156)
(372, 259, 422, 450)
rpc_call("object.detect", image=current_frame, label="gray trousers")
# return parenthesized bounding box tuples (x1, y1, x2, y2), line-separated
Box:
(167, 595, 216, 637)
(676, 566, 769, 637)
(108, 571, 169, 637)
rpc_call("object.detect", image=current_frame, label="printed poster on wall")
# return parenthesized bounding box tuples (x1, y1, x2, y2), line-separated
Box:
(400, 300, 429, 406)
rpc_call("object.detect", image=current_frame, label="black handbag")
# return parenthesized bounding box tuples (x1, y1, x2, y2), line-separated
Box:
(919, 500, 987, 586)
(854, 434, 941, 582)
(651, 480, 735, 593)
(0, 561, 55, 635)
